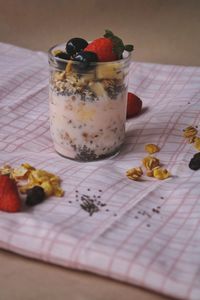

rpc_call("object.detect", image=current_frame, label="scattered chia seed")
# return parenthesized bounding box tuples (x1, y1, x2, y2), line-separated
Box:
(134, 216, 138, 219)
(146, 224, 151, 227)
(152, 208, 160, 213)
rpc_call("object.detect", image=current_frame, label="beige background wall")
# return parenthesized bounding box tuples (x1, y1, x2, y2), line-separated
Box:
(0, 0, 200, 66)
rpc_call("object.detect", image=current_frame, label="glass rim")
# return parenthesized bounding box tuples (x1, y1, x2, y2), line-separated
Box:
(48, 43, 132, 66)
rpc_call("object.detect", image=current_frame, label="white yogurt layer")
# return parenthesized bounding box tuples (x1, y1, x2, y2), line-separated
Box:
(49, 89, 127, 161)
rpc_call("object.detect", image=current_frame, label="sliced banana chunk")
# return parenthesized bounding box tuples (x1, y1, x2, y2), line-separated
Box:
(89, 82, 106, 97)
(96, 63, 124, 80)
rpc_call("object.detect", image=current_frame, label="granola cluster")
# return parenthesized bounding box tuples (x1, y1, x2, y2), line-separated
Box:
(183, 125, 200, 151)
(126, 143, 171, 181)
(0, 163, 64, 197)
(183, 125, 200, 170)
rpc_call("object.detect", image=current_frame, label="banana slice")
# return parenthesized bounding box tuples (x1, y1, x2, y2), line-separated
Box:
(89, 82, 106, 97)
(96, 63, 124, 80)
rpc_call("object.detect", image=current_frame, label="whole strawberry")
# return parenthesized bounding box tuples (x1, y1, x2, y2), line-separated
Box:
(126, 93, 143, 118)
(0, 175, 21, 212)
(84, 30, 133, 62)
(84, 37, 117, 62)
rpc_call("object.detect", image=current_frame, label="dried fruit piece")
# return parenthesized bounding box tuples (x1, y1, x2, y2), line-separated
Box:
(145, 144, 160, 154)
(153, 167, 171, 180)
(126, 167, 143, 181)
(183, 126, 198, 138)
(142, 156, 160, 170)
(193, 137, 200, 151)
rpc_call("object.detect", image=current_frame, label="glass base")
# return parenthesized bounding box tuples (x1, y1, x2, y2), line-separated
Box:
(55, 147, 121, 163)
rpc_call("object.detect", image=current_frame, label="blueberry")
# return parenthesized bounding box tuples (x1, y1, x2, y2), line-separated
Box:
(66, 38, 88, 56)
(26, 186, 46, 207)
(189, 154, 200, 170)
(73, 51, 98, 69)
(193, 152, 200, 160)
(55, 51, 71, 60)
(54, 51, 71, 70)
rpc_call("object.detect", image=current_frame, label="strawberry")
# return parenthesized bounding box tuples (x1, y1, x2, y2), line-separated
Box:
(0, 175, 21, 212)
(126, 93, 143, 118)
(84, 37, 117, 62)
(84, 30, 133, 62)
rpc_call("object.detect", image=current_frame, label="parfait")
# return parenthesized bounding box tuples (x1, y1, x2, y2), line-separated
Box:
(48, 30, 133, 162)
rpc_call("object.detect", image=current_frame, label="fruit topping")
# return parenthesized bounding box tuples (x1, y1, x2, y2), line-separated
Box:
(126, 93, 142, 118)
(84, 30, 133, 62)
(0, 175, 21, 212)
(55, 51, 71, 60)
(73, 51, 98, 69)
(66, 38, 88, 56)
(26, 186, 46, 207)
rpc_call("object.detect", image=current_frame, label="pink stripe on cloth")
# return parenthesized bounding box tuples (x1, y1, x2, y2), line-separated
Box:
(0, 43, 200, 300)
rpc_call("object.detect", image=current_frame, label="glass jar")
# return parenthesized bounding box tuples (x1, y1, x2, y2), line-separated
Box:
(48, 44, 131, 162)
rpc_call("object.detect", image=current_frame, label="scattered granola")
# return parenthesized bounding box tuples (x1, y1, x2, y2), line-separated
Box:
(0, 163, 64, 198)
(126, 167, 143, 181)
(193, 137, 200, 151)
(126, 144, 170, 181)
(145, 144, 160, 154)
(142, 156, 160, 170)
(152, 167, 171, 180)
(182, 125, 200, 170)
(183, 126, 198, 138)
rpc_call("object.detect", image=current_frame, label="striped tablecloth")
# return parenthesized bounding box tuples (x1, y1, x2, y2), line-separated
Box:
(0, 42, 200, 300)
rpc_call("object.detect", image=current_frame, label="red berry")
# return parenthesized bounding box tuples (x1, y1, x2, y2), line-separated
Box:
(0, 175, 21, 212)
(84, 38, 117, 62)
(126, 93, 142, 118)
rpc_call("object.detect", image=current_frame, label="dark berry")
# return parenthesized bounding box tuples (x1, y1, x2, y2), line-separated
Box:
(54, 51, 71, 70)
(55, 51, 71, 60)
(73, 51, 98, 69)
(189, 154, 200, 170)
(66, 38, 88, 56)
(26, 186, 46, 207)
(193, 152, 200, 160)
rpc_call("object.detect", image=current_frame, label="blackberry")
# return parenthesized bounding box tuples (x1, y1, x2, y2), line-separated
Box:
(26, 186, 46, 207)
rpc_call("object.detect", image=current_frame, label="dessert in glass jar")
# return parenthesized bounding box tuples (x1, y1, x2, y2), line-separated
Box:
(48, 30, 133, 162)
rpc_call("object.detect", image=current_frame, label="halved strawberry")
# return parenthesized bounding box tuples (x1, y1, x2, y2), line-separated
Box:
(0, 175, 21, 212)
(126, 93, 143, 118)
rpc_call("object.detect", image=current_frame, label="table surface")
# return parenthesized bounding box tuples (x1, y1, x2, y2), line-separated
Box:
(0, 249, 172, 300)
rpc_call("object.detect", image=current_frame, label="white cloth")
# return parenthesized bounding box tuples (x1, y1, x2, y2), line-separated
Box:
(0, 42, 200, 300)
